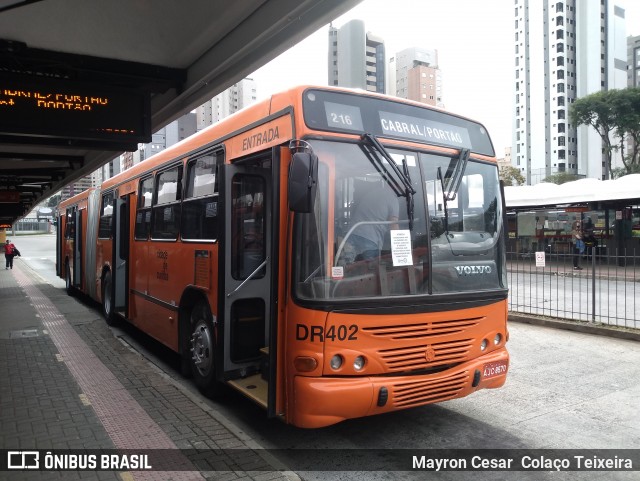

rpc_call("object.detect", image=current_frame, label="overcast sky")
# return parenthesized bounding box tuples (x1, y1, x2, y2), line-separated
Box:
(251, 0, 640, 156)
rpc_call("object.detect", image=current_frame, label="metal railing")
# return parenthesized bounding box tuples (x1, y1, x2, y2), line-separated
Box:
(8, 220, 51, 234)
(507, 247, 639, 329)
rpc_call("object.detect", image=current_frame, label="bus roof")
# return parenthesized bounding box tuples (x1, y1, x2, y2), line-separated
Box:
(58, 187, 96, 209)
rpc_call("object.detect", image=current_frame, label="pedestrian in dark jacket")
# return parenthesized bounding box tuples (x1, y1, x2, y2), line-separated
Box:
(4, 239, 21, 269)
(571, 221, 583, 270)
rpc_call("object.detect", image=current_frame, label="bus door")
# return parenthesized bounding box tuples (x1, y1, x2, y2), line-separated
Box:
(73, 208, 82, 287)
(220, 164, 274, 399)
(113, 194, 131, 316)
(56, 212, 63, 277)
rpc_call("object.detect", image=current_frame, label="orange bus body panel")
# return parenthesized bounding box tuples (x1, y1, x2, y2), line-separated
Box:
(285, 300, 508, 428)
(293, 347, 508, 428)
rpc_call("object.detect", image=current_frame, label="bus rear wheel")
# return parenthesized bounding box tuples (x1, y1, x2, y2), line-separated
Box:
(189, 302, 220, 397)
(101, 271, 118, 326)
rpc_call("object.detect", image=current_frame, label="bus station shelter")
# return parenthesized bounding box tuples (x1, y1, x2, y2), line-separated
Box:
(503, 174, 640, 258)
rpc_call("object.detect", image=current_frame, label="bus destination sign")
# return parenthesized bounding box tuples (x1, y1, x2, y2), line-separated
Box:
(303, 89, 494, 156)
(0, 75, 151, 145)
(378, 111, 472, 149)
(324, 101, 364, 131)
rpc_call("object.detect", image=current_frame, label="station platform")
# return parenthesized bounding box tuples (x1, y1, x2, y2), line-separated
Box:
(0, 260, 297, 481)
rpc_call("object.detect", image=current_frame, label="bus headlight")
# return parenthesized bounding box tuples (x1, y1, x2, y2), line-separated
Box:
(494, 333, 502, 345)
(480, 339, 488, 351)
(353, 356, 366, 371)
(330, 355, 343, 370)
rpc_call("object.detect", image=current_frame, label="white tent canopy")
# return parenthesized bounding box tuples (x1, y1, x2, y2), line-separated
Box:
(504, 174, 640, 208)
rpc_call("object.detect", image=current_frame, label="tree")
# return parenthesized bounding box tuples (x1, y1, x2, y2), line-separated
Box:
(612, 163, 640, 179)
(570, 87, 640, 178)
(542, 172, 581, 185)
(610, 87, 640, 175)
(570, 90, 616, 178)
(499, 165, 525, 186)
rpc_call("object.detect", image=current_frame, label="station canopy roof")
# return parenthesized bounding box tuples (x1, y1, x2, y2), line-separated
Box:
(0, 0, 361, 226)
(504, 174, 640, 208)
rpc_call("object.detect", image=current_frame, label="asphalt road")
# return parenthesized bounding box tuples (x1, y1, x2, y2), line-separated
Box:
(14, 233, 640, 480)
(8, 233, 64, 288)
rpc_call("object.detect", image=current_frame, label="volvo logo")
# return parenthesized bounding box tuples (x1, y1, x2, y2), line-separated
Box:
(425, 346, 436, 362)
(454, 265, 492, 276)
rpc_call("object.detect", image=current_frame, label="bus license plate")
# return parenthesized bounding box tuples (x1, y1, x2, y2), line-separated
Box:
(482, 360, 508, 379)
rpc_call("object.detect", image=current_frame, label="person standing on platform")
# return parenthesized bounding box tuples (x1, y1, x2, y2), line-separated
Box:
(4, 239, 20, 269)
(571, 221, 584, 271)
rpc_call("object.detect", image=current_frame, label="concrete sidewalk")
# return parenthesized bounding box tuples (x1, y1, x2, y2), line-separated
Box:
(0, 261, 297, 481)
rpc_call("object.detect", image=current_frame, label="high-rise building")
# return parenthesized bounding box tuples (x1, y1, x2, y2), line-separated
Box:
(197, 78, 257, 130)
(141, 129, 169, 162)
(166, 113, 197, 146)
(628, 35, 640, 87)
(328, 19, 386, 93)
(393, 47, 443, 107)
(95, 79, 254, 180)
(497, 147, 513, 172)
(100, 113, 196, 180)
(97, 159, 120, 185)
(136, 113, 197, 164)
(513, 0, 627, 184)
(626, 35, 640, 159)
(60, 171, 100, 201)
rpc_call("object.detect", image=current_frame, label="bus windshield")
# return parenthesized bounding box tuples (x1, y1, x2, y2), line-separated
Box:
(294, 139, 505, 301)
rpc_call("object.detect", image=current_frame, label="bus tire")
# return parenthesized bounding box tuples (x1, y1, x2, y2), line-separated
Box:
(65, 262, 74, 296)
(101, 271, 118, 326)
(189, 302, 220, 397)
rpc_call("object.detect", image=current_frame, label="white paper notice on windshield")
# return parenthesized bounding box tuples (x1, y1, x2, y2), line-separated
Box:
(390, 230, 413, 267)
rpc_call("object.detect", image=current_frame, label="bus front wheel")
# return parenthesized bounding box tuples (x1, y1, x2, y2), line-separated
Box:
(101, 271, 118, 326)
(189, 302, 219, 397)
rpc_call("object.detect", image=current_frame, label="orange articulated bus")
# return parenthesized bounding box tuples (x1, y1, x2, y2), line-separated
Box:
(57, 86, 509, 428)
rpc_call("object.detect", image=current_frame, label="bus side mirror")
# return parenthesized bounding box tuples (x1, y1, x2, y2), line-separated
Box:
(288, 152, 317, 213)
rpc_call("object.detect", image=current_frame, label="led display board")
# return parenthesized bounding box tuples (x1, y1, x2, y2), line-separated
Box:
(0, 75, 151, 145)
(0, 191, 20, 203)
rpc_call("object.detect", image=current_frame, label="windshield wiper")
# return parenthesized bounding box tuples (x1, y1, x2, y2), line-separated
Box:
(444, 148, 470, 201)
(360, 133, 416, 227)
(402, 157, 415, 230)
(436, 148, 471, 235)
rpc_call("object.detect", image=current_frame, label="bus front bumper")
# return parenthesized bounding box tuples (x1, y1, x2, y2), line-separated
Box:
(292, 347, 508, 428)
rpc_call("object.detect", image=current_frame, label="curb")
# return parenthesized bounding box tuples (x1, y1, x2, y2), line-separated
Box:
(509, 313, 640, 342)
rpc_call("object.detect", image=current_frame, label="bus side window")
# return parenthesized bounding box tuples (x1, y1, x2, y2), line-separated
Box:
(135, 176, 153, 240)
(98, 192, 114, 239)
(182, 153, 218, 240)
(151, 166, 182, 240)
(65, 208, 75, 239)
(231, 175, 266, 280)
